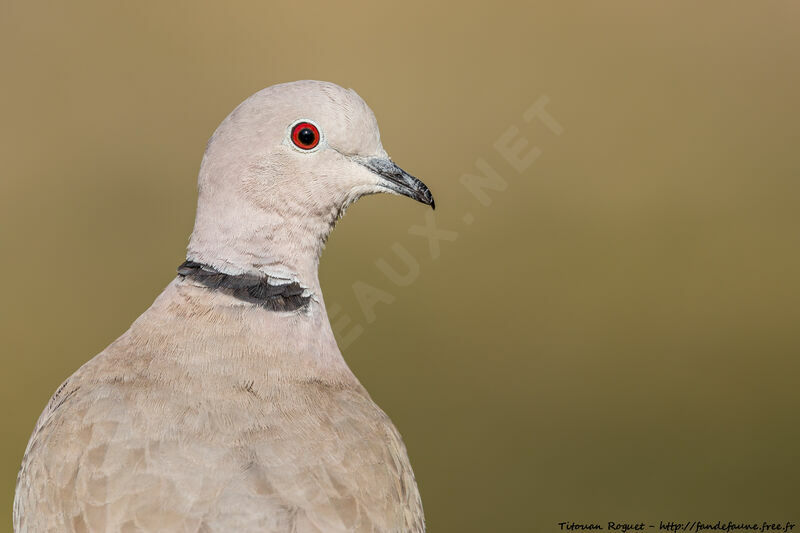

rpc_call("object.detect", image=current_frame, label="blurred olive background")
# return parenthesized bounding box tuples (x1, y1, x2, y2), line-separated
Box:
(2, 1, 799, 531)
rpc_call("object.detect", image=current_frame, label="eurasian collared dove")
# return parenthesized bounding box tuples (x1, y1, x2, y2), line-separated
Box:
(14, 80, 434, 532)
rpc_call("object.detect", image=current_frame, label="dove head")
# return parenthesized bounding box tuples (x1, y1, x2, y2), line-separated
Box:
(187, 80, 433, 290)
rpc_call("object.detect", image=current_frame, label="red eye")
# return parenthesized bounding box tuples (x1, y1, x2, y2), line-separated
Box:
(291, 121, 320, 150)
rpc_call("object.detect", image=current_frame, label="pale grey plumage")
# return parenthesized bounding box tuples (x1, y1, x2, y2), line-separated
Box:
(14, 81, 430, 532)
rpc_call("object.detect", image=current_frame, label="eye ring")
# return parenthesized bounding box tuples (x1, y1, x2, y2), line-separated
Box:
(290, 121, 321, 150)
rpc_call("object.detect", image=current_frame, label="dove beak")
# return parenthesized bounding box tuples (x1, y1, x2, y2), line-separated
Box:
(358, 157, 435, 209)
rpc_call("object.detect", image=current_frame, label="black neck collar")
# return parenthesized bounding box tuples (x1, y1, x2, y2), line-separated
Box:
(177, 260, 311, 312)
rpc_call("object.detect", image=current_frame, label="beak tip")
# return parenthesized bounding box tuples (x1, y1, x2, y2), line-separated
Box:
(418, 186, 435, 210)
(417, 189, 435, 210)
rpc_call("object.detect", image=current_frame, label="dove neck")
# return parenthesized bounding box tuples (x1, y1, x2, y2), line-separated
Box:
(186, 208, 339, 297)
(186, 158, 350, 301)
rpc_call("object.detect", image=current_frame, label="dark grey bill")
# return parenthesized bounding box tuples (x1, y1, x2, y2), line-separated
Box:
(358, 157, 435, 209)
